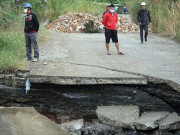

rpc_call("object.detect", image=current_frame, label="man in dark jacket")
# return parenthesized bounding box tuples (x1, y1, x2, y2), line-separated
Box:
(123, 7, 128, 14)
(137, 2, 152, 44)
(24, 3, 40, 62)
(102, 4, 124, 55)
(102, 4, 110, 18)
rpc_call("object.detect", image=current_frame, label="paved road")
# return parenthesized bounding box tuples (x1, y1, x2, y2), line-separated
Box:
(29, 32, 180, 85)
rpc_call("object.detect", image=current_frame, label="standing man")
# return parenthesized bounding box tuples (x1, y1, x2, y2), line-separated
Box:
(123, 7, 128, 14)
(24, 3, 40, 62)
(137, 2, 152, 44)
(102, 4, 124, 55)
(115, 6, 119, 13)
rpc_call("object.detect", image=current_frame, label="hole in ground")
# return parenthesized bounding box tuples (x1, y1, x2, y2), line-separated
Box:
(0, 83, 180, 135)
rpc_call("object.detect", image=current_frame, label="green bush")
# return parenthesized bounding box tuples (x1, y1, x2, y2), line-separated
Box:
(83, 20, 101, 33)
(0, 1, 18, 29)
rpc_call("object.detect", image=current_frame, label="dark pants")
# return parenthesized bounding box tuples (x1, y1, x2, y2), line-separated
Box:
(140, 23, 148, 42)
(105, 28, 118, 43)
(25, 32, 39, 60)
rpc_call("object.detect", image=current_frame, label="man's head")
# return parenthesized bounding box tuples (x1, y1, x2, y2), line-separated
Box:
(141, 2, 146, 10)
(23, 3, 32, 13)
(107, 4, 110, 11)
(109, 4, 115, 13)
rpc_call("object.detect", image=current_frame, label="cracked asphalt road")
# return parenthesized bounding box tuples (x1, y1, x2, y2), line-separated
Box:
(29, 32, 180, 84)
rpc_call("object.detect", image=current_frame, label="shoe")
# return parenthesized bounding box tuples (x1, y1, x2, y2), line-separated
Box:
(26, 58, 32, 61)
(145, 38, 147, 42)
(118, 52, 124, 55)
(33, 58, 39, 62)
(107, 52, 111, 55)
(140, 41, 143, 44)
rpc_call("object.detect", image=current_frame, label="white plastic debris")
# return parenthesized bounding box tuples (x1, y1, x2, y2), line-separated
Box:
(43, 62, 47, 65)
(25, 77, 31, 94)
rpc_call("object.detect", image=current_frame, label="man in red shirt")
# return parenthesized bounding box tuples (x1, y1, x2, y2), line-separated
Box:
(102, 4, 124, 55)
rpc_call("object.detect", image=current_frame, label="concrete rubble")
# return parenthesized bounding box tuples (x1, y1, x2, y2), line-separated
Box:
(0, 107, 72, 135)
(60, 119, 84, 132)
(96, 105, 140, 130)
(61, 119, 121, 135)
(159, 112, 180, 131)
(81, 120, 120, 135)
(47, 12, 140, 33)
(96, 105, 180, 132)
(1, 106, 180, 134)
(133, 111, 169, 130)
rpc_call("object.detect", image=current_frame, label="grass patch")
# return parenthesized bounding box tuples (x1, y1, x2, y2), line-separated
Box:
(0, 1, 18, 29)
(0, 31, 25, 69)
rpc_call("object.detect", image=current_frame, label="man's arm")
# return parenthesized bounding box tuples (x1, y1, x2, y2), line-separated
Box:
(148, 10, 151, 23)
(116, 13, 118, 23)
(137, 11, 141, 23)
(33, 14, 39, 32)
